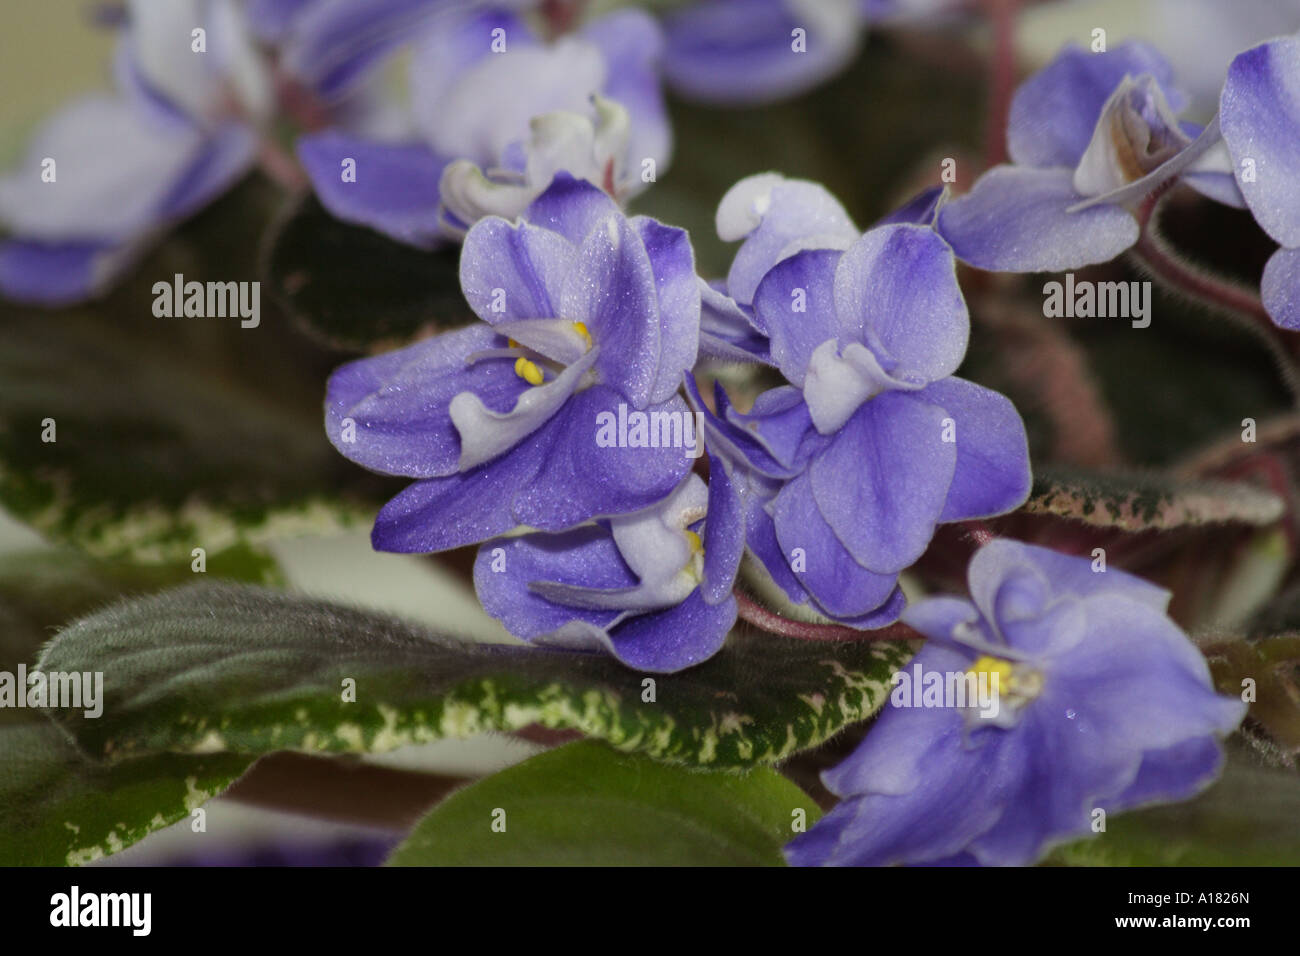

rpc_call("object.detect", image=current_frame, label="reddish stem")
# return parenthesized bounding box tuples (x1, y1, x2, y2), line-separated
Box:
(981, 0, 1019, 169)
(734, 590, 922, 643)
(257, 137, 308, 191)
(1131, 193, 1300, 400)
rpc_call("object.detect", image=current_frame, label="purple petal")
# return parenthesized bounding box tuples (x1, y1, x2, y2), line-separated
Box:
(607, 590, 736, 672)
(283, 0, 448, 98)
(701, 452, 745, 605)
(1262, 245, 1300, 331)
(523, 172, 620, 246)
(560, 215, 661, 408)
(473, 527, 633, 639)
(1107, 736, 1225, 810)
(515, 388, 694, 531)
(1007, 41, 1184, 169)
(913, 377, 1031, 523)
(371, 438, 547, 553)
(833, 224, 969, 382)
(662, 0, 861, 105)
(154, 121, 256, 223)
(582, 8, 672, 170)
(1220, 34, 1300, 248)
(459, 216, 574, 324)
(751, 248, 841, 385)
(936, 166, 1139, 272)
(719, 173, 858, 305)
(873, 184, 945, 226)
(298, 131, 448, 248)
(633, 216, 701, 403)
(0, 239, 138, 306)
(966, 540, 1172, 625)
(325, 324, 527, 479)
(808, 392, 957, 573)
(769, 472, 902, 619)
(0, 94, 206, 242)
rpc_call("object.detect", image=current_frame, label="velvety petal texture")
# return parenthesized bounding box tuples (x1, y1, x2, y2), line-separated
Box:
(473, 474, 737, 672)
(329, 176, 701, 554)
(786, 540, 1245, 866)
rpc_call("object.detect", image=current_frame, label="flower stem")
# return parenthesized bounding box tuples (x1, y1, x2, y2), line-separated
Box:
(1131, 194, 1300, 403)
(733, 590, 921, 643)
(981, 0, 1019, 169)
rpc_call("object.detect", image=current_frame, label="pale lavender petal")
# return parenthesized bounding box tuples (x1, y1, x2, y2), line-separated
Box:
(1220, 34, 1300, 247)
(1262, 246, 1300, 331)
(937, 166, 1139, 272)
(915, 377, 1031, 523)
(808, 392, 956, 573)
(832, 224, 969, 382)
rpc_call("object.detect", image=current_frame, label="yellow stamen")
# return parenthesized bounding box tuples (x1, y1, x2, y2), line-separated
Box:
(968, 655, 1014, 686)
(685, 529, 703, 554)
(514, 356, 545, 386)
(507, 338, 520, 349)
(572, 321, 592, 350)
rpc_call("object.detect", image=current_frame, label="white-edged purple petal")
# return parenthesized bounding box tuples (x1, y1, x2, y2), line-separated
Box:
(459, 215, 574, 323)
(284, 0, 452, 99)
(0, 94, 206, 242)
(832, 224, 969, 382)
(662, 0, 861, 105)
(701, 452, 746, 605)
(633, 216, 701, 403)
(523, 172, 620, 246)
(514, 388, 693, 531)
(718, 173, 858, 304)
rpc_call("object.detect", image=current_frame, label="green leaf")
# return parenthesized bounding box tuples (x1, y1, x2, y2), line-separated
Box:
(0, 181, 396, 568)
(262, 193, 476, 351)
(1022, 465, 1284, 531)
(387, 740, 819, 866)
(1048, 753, 1300, 866)
(39, 582, 914, 768)
(0, 720, 250, 866)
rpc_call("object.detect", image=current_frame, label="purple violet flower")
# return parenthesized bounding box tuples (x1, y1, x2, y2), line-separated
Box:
(0, 0, 267, 305)
(293, 3, 670, 246)
(936, 41, 1240, 273)
(474, 474, 739, 672)
(325, 174, 700, 553)
(785, 539, 1247, 866)
(692, 179, 1030, 625)
(661, 0, 863, 105)
(1219, 31, 1300, 329)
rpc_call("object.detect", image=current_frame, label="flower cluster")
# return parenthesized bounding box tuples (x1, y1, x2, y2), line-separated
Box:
(3, 1, 1282, 869)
